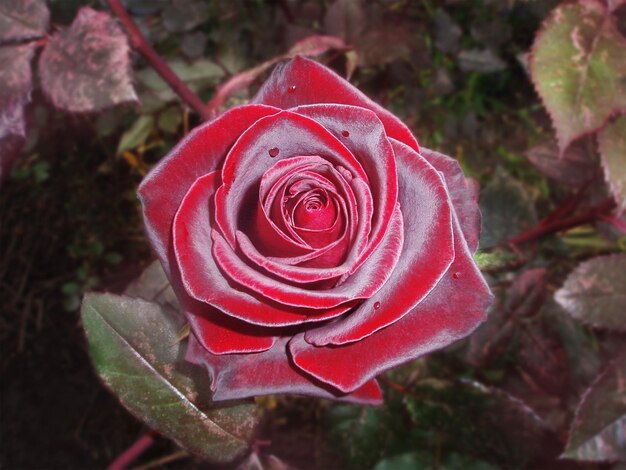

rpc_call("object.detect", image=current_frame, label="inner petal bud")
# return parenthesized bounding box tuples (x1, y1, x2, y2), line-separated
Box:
(292, 188, 337, 231)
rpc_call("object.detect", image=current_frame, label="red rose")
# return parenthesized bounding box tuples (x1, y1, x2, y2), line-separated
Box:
(138, 57, 493, 404)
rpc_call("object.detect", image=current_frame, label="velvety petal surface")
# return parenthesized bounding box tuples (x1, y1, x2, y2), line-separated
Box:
(210, 207, 403, 309)
(186, 335, 383, 404)
(214, 110, 367, 249)
(291, 104, 398, 275)
(138, 104, 280, 273)
(289, 211, 493, 393)
(173, 172, 355, 326)
(252, 56, 419, 152)
(418, 145, 481, 253)
(304, 140, 454, 346)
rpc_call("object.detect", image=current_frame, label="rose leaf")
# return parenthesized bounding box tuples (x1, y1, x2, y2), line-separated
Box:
(530, 1, 626, 154)
(162, 0, 210, 34)
(479, 167, 537, 249)
(81, 292, 258, 462)
(0, 0, 49, 44)
(554, 254, 626, 332)
(324, 0, 367, 44)
(116, 115, 155, 156)
(38, 7, 138, 112)
(525, 139, 598, 187)
(0, 43, 36, 180)
(562, 350, 626, 461)
(598, 115, 626, 210)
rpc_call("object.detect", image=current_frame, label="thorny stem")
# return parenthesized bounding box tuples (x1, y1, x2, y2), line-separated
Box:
(107, 430, 159, 470)
(504, 198, 617, 246)
(105, 0, 212, 120)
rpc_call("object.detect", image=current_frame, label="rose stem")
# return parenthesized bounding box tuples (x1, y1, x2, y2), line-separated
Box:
(107, 429, 159, 470)
(105, 0, 213, 121)
(504, 198, 617, 246)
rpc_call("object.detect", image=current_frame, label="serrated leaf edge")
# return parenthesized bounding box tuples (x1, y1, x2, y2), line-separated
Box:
(82, 295, 248, 456)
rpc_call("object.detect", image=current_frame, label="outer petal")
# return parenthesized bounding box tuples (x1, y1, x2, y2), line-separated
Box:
(138, 104, 280, 273)
(251, 56, 419, 152)
(173, 172, 355, 326)
(304, 140, 454, 346)
(289, 211, 493, 393)
(186, 301, 276, 355)
(418, 145, 481, 253)
(186, 336, 383, 404)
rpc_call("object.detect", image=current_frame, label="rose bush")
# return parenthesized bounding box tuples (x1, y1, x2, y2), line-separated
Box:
(138, 57, 493, 404)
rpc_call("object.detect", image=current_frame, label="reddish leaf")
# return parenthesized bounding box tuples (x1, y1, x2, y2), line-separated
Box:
(563, 350, 626, 461)
(518, 320, 569, 396)
(506, 268, 548, 318)
(0, 43, 36, 181)
(525, 139, 598, 187)
(530, 1, 626, 153)
(0, 0, 49, 44)
(555, 254, 626, 332)
(38, 7, 138, 112)
(598, 115, 626, 210)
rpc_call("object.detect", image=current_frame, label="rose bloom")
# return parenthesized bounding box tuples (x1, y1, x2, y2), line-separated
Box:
(139, 57, 493, 404)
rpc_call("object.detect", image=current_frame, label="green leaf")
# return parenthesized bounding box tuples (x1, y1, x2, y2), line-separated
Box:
(0, 0, 49, 44)
(530, 1, 626, 153)
(39, 7, 138, 112)
(599, 115, 626, 210)
(81, 292, 258, 462)
(555, 254, 626, 332)
(479, 167, 537, 248)
(562, 350, 626, 461)
(158, 107, 183, 135)
(137, 59, 223, 111)
(116, 115, 154, 156)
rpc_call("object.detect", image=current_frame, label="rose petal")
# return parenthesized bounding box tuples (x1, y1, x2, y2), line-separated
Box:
(304, 140, 454, 346)
(291, 104, 398, 276)
(289, 211, 493, 393)
(418, 146, 481, 253)
(186, 301, 276, 355)
(138, 104, 280, 274)
(173, 172, 355, 326)
(252, 56, 419, 152)
(210, 207, 403, 309)
(186, 335, 383, 404)
(214, 110, 367, 249)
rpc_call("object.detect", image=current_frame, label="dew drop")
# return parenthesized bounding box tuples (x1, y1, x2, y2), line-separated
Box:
(287, 85, 296, 94)
(453, 272, 461, 279)
(268, 147, 279, 158)
(374, 301, 381, 310)
(341, 130, 350, 137)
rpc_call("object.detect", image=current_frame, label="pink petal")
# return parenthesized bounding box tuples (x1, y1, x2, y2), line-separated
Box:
(289, 211, 493, 393)
(138, 104, 280, 274)
(252, 56, 419, 152)
(418, 145, 481, 253)
(173, 172, 354, 326)
(186, 335, 383, 404)
(304, 140, 454, 346)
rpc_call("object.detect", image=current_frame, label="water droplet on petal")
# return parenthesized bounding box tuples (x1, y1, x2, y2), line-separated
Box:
(287, 85, 296, 94)
(374, 301, 381, 310)
(268, 147, 279, 158)
(453, 272, 461, 279)
(341, 130, 350, 137)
